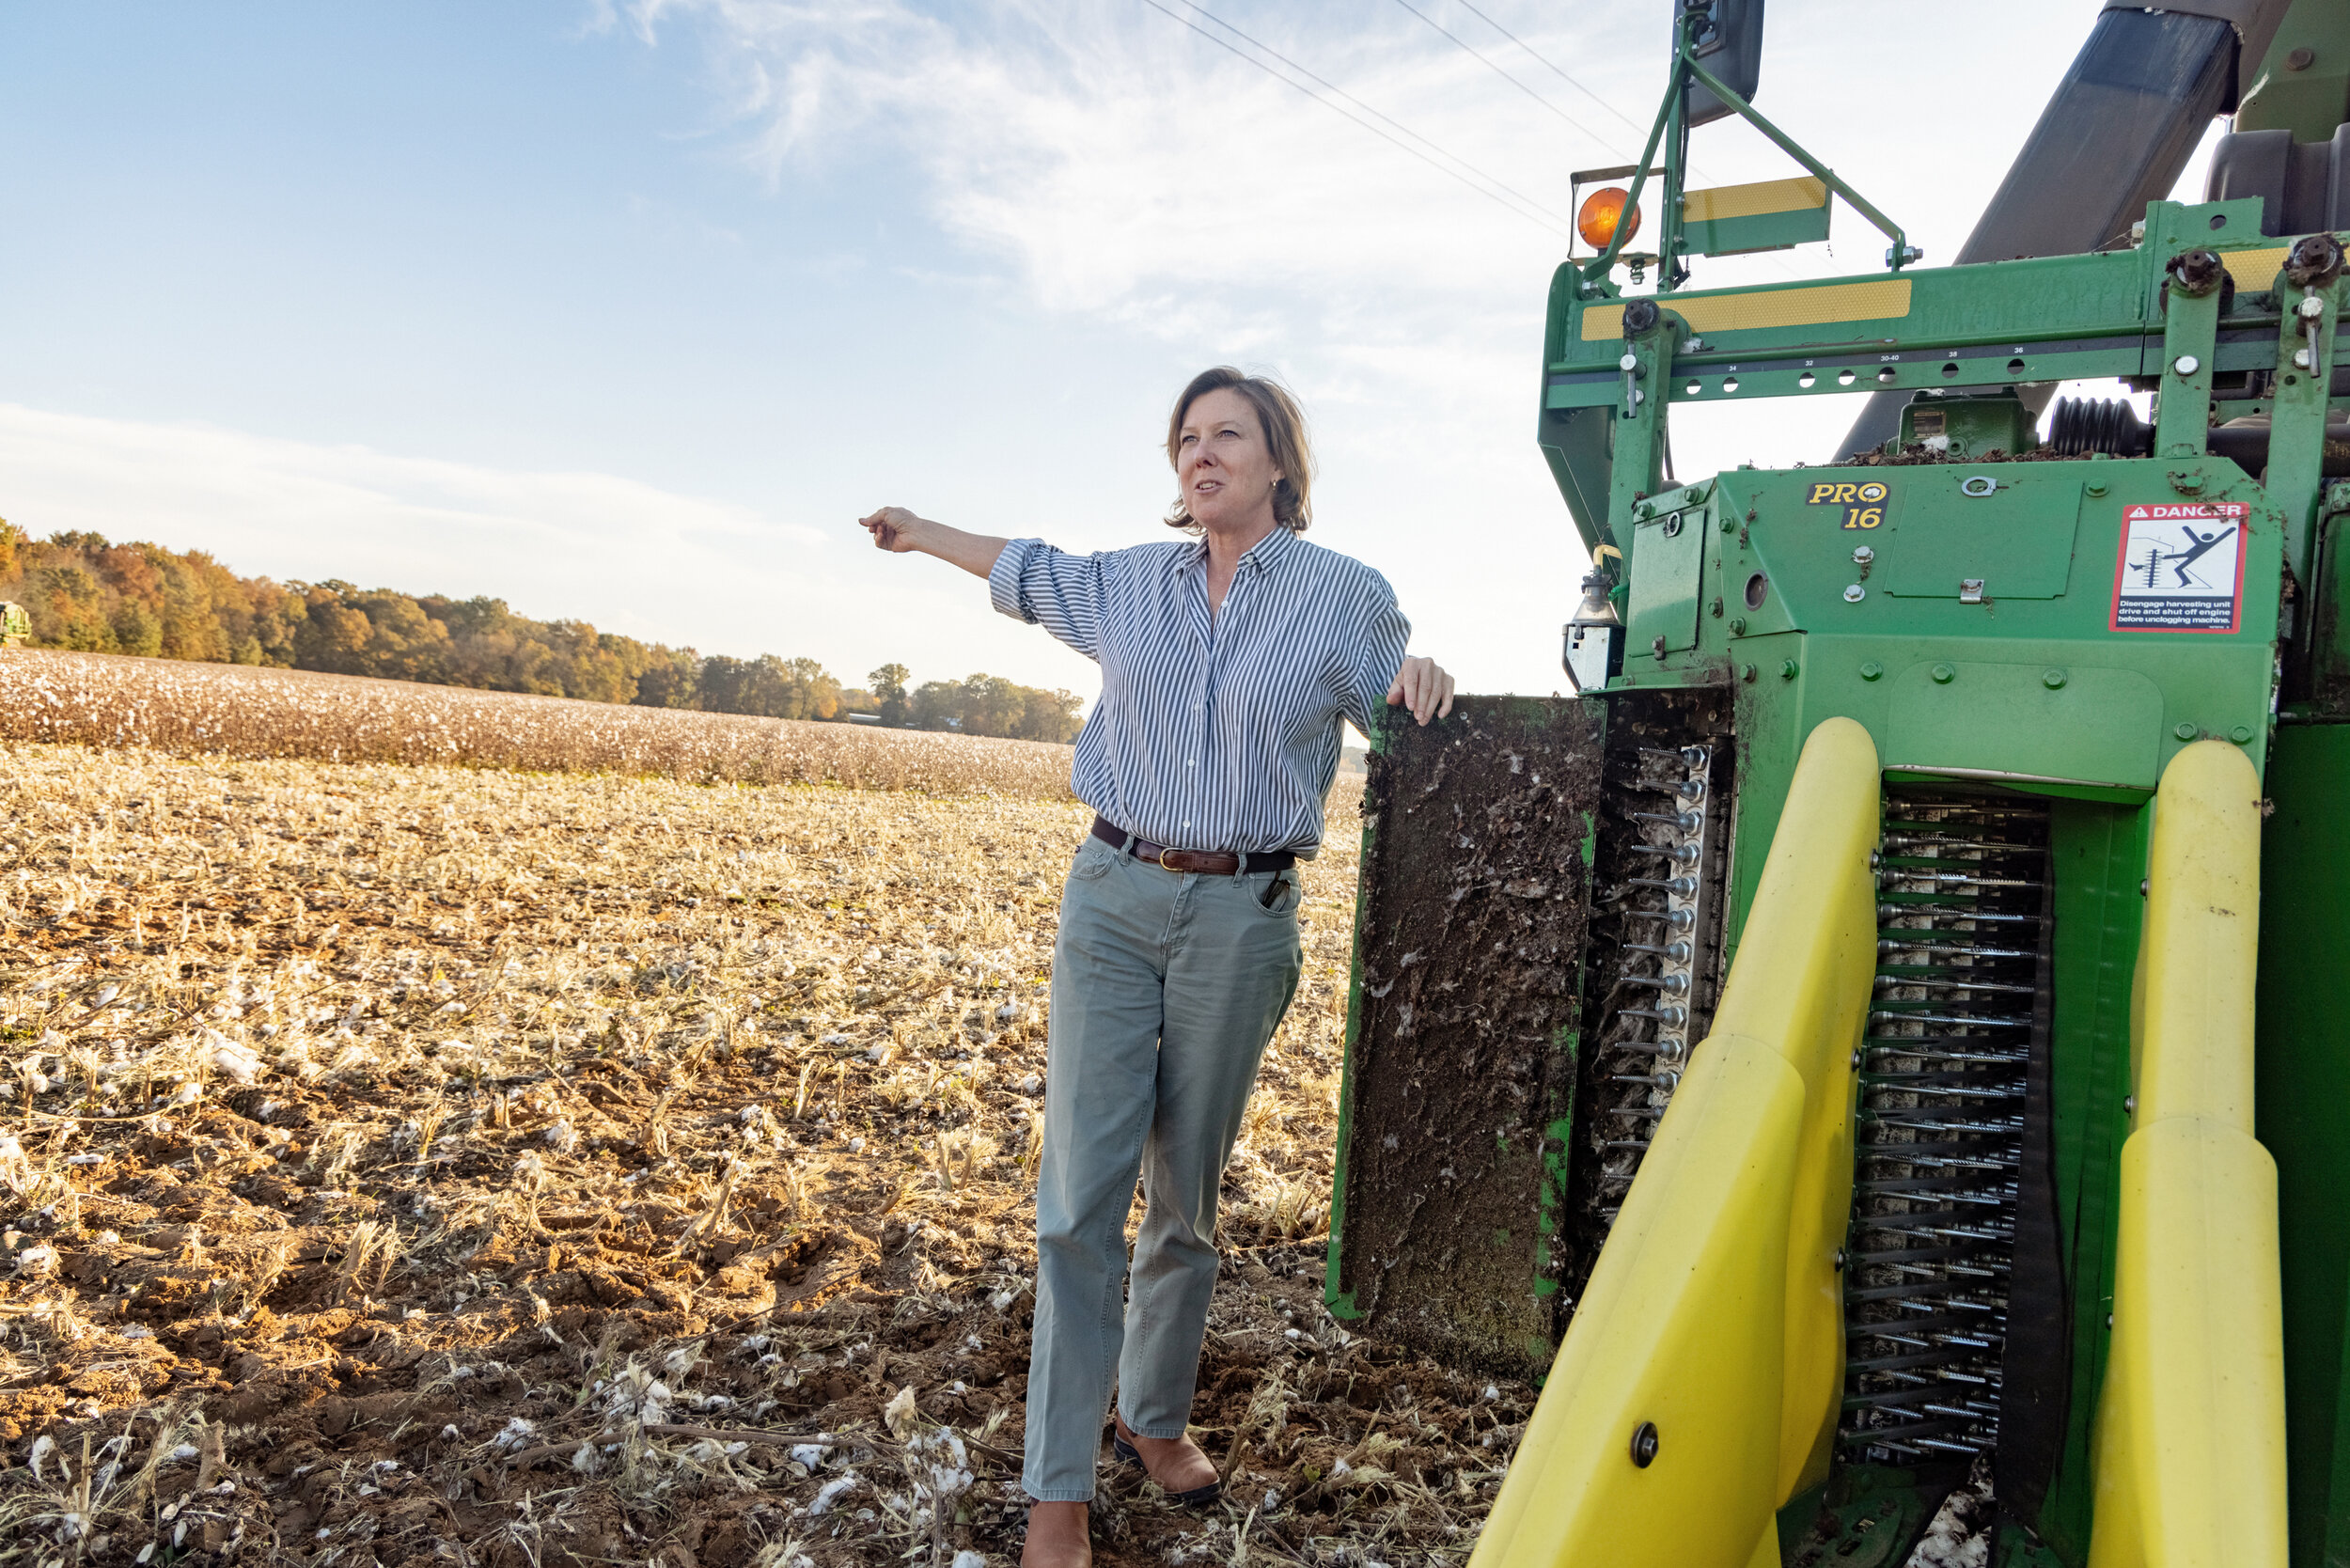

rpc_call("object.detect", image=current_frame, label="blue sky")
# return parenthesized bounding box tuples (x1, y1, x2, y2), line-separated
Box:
(0, 0, 2166, 702)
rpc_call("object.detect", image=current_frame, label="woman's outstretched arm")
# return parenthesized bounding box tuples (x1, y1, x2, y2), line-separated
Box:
(869, 510, 1105, 662)
(860, 507, 1010, 579)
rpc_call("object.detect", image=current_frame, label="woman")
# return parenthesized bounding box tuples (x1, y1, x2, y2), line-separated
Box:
(862, 367, 1453, 1567)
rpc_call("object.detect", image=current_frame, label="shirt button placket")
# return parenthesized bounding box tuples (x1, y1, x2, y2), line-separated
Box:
(1195, 677, 1211, 842)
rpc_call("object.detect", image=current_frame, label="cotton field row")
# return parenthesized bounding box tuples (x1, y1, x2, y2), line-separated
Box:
(0, 650, 1080, 798)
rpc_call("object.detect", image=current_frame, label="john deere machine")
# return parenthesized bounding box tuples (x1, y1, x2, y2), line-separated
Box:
(1327, 2, 2350, 1562)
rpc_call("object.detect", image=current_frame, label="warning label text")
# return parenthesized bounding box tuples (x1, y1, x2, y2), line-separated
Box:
(2110, 502, 2246, 634)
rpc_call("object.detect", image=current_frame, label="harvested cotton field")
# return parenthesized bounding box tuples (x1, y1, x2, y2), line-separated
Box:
(0, 742, 1529, 1568)
(0, 651, 1078, 799)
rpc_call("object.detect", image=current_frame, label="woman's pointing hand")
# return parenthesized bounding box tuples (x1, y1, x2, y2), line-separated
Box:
(860, 507, 932, 553)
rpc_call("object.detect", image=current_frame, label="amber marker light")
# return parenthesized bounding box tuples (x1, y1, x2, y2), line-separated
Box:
(1577, 186, 1640, 250)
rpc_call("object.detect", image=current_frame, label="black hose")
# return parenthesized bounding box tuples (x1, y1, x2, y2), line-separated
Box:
(2045, 398, 2152, 457)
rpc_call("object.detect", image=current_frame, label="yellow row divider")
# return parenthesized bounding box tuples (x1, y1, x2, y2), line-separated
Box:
(1470, 717, 1881, 1568)
(2088, 740, 2286, 1567)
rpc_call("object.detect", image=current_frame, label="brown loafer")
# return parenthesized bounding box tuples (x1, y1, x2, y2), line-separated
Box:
(1110, 1419, 1223, 1506)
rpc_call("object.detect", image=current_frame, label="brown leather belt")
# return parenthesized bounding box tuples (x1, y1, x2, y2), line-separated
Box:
(1091, 816, 1297, 875)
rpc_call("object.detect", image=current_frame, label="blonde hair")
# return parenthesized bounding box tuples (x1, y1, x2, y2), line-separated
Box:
(1163, 367, 1314, 533)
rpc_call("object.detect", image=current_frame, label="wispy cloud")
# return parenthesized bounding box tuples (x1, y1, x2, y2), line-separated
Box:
(0, 403, 825, 646)
(611, 0, 1663, 687)
(627, 0, 1645, 314)
(357, 0, 2116, 698)
(621, 0, 2114, 420)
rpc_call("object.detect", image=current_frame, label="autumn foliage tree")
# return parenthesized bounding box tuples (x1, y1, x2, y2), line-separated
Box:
(0, 523, 1084, 738)
(910, 673, 1084, 742)
(869, 663, 911, 728)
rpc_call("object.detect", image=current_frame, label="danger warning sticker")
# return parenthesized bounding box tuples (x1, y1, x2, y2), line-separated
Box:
(2110, 502, 2247, 634)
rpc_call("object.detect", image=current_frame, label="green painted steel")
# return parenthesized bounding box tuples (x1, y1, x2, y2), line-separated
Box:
(1612, 455, 2279, 829)
(1897, 391, 2034, 458)
(1625, 502, 1707, 655)
(2256, 724, 2350, 1568)
(2267, 273, 2348, 584)
(1681, 181, 1831, 258)
(1877, 470, 2080, 599)
(2239, 0, 2350, 139)
(1775, 1465, 1942, 1565)
(2154, 272, 2222, 459)
(1533, 161, 2328, 1568)
(1539, 196, 2302, 562)
(2034, 803, 2149, 1563)
(2301, 487, 2350, 713)
(1681, 201, 1826, 258)
(1535, 187, 2315, 1555)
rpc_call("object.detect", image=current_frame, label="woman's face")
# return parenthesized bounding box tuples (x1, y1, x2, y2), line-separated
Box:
(1175, 387, 1281, 533)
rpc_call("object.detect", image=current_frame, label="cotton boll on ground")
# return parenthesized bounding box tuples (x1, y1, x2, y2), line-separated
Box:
(0, 739, 1529, 1565)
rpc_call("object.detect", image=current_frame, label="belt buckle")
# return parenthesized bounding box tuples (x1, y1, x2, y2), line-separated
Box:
(1153, 846, 1179, 871)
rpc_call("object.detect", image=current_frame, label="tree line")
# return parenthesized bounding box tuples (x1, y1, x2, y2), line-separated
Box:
(0, 524, 1085, 744)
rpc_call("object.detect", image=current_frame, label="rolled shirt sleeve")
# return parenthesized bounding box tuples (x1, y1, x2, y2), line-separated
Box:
(1336, 572, 1413, 736)
(989, 538, 1105, 663)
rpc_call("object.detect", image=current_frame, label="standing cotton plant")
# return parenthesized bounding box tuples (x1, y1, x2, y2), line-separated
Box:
(884, 1387, 976, 1564)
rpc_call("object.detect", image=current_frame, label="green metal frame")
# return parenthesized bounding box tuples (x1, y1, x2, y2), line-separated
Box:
(1331, 0, 2350, 1557)
(1586, 7, 1910, 292)
(1528, 167, 2349, 1561)
(1528, 56, 2350, 1554)
(1545, 197, 2325, 567)
(2237, 0, 2350, 140)
(2034, 803, 2149, 1562)
(2256, 727, 2350, 1568)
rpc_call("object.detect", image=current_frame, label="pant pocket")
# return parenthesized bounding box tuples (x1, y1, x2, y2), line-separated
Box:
(1253, 871, 1302, 917)
(1070, 839, 1116, 882)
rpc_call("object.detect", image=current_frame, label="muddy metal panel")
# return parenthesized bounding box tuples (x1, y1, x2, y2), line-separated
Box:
(1325, 698, 1604, 1374)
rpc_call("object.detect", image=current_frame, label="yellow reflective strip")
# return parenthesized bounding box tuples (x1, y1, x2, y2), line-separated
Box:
(1581, 304, 1627, 339)
(2219, 245, 2289, 290)
(1681, 176, 1828, 224)
(1580, 277, 1912, 340)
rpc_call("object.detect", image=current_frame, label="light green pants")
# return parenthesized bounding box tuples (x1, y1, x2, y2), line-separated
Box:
(1022, 831, 1305, 1502)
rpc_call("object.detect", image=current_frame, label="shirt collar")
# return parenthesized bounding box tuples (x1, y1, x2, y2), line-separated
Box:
(1188, 524, 1298, 577)
(1240, 525, 1299, 575)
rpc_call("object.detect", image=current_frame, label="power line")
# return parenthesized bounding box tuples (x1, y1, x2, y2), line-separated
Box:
(1148, 0, 1575, 233)
(1402, 0, 1805, 277)
(1449, 0, 1653, 141)
(1409, 0, 1735, 191)
(1132, 0, 1576, 240)
(1385, 0, 1636, 164)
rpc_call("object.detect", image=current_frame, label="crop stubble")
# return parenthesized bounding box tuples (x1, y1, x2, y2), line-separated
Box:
(0, 650, 1077, 798)
(0, 738, 1531, 1567)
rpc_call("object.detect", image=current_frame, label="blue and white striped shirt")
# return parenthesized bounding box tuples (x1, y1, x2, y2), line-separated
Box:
(989, 525, 1412, 855)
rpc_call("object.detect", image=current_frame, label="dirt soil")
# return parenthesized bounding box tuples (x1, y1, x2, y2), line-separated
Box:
(1334, 698, 1604, 1376)
(1840, 444, 2076, 466)
(0, 744, 1533, 1568)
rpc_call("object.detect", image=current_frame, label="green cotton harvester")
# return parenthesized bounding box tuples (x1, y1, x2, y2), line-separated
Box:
(1326, 2, 2350, 1563)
